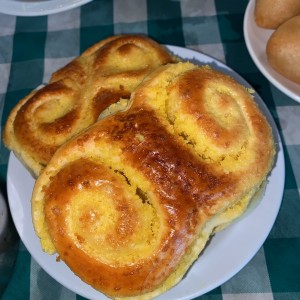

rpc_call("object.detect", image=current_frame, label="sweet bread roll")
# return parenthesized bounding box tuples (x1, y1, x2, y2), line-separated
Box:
(32, 62, 275, 299)
(3, 34, 176, 177)
(266, 15, 300, 84)
(254, 0, 300, 29)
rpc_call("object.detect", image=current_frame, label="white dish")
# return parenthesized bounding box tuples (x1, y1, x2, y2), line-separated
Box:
(7, 46, 285, 300)
(0, 0, 93, 17)
(244, 0, 300, 103)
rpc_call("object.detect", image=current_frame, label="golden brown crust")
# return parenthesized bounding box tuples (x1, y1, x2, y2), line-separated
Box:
(266, 15, 300, 84)
(254, 0, 300, 29)
(3, 34, 176, 177)
(32, 63, 275, 299)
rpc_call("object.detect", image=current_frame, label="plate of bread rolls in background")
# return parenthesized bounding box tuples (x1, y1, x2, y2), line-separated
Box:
(5, 35, 285, 300)
(244, 0, 300, 103)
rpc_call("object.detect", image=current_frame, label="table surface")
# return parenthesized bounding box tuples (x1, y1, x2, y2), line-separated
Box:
(0, 0, 299, 299)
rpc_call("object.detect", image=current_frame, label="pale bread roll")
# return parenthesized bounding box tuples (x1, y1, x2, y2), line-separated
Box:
(266, 15, 300, 85)
(254, 0, 300, 29)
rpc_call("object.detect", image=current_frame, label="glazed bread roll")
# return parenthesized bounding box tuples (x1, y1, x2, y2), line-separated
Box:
(3, 34, 176, 177)
(266, 15, 300, 84)
(32, 62, 275, 299)
(254, 0, 300, 29)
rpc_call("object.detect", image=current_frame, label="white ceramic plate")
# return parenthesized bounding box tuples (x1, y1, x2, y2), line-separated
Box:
(243, 0, 300, 103)
(0, 0, 93, 16)
(7, 46, 285, 300)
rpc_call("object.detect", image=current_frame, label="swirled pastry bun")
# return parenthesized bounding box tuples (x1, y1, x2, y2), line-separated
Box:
(266, 15, 300, 84)
(3, 34, 177, 177)
(254, 0, 300, 29)
(32, 62, 275, 299)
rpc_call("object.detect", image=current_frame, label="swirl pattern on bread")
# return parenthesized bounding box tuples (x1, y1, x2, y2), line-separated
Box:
(32, 62, 275, 299)
(3, 34, 176, 177)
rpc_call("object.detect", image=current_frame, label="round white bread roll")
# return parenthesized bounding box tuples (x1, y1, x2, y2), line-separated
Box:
(266, 15, 300, 85)
(254, 0, 300, 29)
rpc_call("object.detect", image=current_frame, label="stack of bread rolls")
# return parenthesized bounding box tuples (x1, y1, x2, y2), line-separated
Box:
(3, 35, 275, 299)
(254, 0, 300, 84)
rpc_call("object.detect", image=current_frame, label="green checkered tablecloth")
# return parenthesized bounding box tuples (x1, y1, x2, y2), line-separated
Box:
(0, 0, 299, 299)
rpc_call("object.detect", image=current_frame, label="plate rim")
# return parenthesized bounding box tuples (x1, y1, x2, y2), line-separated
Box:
(243, 0, 300, 103)
(0, 0, 93, 16)
(6, 45, 285, 300)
